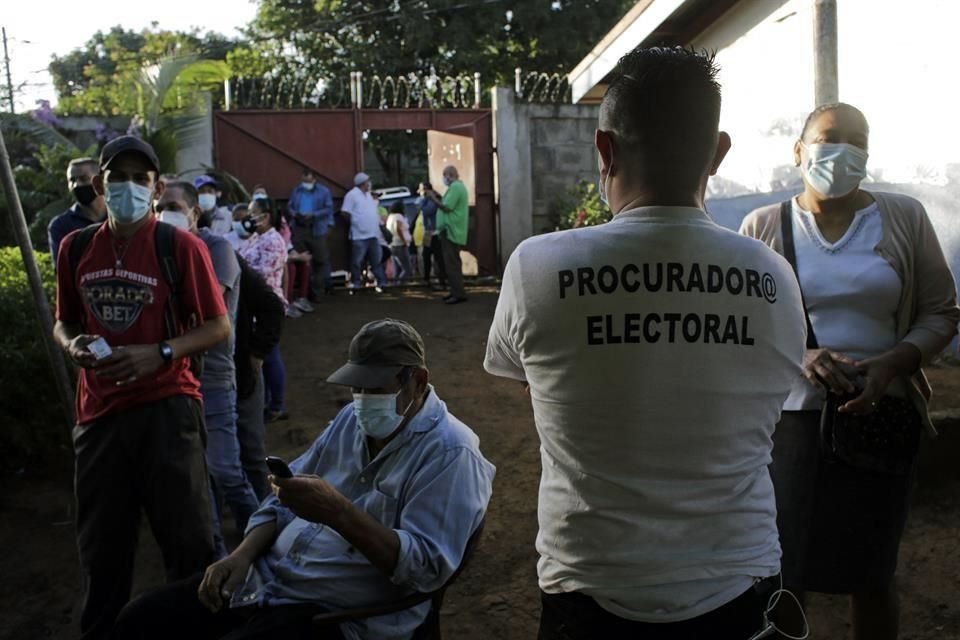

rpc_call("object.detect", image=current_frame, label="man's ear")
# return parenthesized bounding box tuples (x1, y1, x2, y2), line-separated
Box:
(793, 139, 803, 168)
(595, 129, 615, 176)
(414, 367, 429, 393)
(92, 174, 106, 196)
(709, 131, 732, 177)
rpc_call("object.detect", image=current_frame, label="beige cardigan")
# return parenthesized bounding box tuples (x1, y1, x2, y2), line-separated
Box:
(740, 191, 960, 435)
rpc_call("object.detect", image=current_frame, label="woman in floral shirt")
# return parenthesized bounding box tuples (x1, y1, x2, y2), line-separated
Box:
(240, 199, 288, 303)
(239, 197, 290, 421)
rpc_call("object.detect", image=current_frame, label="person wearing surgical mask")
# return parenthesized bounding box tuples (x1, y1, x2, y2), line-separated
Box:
(194, 174, 233, 235)
(740, 103, 960, 640)
(47, 157, 108, 266)
(52, 135, 231, 639)
(112, 318, 494, 640)
(157, 181, 258, 558)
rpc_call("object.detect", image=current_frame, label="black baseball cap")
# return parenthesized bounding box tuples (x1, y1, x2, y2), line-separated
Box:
(327, 319, 426, 388)
(99, 135, 161, 174)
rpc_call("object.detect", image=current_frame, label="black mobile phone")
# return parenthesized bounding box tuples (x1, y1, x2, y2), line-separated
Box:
(265, 456, 293, 479)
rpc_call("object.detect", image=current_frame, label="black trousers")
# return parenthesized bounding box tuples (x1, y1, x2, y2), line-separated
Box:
(538, 584, 767, 640)
(292, 225, 331, 298)
(422, 233, 446, 283)
(73, 395, 216, 640)
(440, 235, 465, 298)
(113, 574, 345, 640)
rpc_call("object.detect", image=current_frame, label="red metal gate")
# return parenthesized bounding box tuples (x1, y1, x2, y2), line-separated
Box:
(212, 108, 496, 276)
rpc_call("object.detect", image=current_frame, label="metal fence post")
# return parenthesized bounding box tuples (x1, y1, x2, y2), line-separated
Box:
(474, 72, 482, 108)
(356, 71, 364, 109)
(223, 79, 231, 111)
(515, 67, 522, 99)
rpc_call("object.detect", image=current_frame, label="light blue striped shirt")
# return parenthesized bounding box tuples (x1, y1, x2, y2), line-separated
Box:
(232, 386, 495, 640)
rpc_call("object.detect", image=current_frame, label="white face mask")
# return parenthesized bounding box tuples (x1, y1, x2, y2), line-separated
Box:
(198, 193, 217, 212)
(800, 142, 869, 199)
(158, 210, 190, 230)
(106, 182, 152, 224)
(352, 390, 415, 439)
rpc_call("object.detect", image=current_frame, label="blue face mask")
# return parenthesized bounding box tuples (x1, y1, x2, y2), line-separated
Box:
(800, 142, 869, 199)
(106, 182, 152, 224)
(352, 391, 415, 439)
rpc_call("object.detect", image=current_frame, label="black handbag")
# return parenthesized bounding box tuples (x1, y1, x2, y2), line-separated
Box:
(780, 202, 921, 476)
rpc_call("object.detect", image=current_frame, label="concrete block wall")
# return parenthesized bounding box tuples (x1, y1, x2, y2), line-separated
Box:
(494, 87, 600, 265)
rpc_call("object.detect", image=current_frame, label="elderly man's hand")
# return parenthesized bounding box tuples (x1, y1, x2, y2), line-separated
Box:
(271, 475, 352, 526)
(197, 555, 252, 613)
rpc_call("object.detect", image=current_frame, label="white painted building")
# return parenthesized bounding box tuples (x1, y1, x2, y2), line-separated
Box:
(568, 0, 960, 269)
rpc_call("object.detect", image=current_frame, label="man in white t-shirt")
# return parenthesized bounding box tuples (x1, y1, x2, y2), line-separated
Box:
(484, 46, 806, 640)
(340, 172, 386, 289)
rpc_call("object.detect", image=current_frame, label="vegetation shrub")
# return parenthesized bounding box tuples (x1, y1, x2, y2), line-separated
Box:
(0, 247, 71, 473)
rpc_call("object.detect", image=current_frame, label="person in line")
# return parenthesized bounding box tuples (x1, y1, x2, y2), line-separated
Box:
(341, 172, 386, 291)
(113, 319, 495, 640)
(287, 167, 335, 303)
(416, 182, 445, 288)
(225, 203, 254, 251)
(484, 46, 807, 639)
(239, 197, 291, 422)
(740, 102, 960, 640)
(156, 181, 261, 551)
(429, 166, 469, 304)
(194, 175, 233, 235)
(387, 201, 413, 283)
(54, 136, 230, 639)
(48, 157, 107, 265)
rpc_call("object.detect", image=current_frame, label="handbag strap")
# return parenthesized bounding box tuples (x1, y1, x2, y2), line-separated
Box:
(780, 200, 819, 349)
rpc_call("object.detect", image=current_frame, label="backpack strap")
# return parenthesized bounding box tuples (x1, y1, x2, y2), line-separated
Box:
(67, 223, 103, 332)
(155, 221, 180, 340)
(779, 201, 819, 349)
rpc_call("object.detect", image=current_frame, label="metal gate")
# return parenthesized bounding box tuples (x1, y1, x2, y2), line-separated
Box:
(212, 108, 496, 276)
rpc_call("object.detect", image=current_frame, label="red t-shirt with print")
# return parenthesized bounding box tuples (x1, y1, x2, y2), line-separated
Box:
(56, 218, 226, 425)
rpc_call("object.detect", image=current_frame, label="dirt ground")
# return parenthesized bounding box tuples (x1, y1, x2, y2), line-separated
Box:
(2, 286, 959, 638)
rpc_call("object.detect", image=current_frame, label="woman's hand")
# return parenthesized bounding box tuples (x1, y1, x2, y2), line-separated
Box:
(839, 344, 922, 415)
(803, 348, 858, 394)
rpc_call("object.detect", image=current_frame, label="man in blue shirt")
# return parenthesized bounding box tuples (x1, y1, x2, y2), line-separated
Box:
(114, 319, 495, 640)
(415, 182, 445, 287)
(47, 157, 107, 266)
(288, 168, 335, 301)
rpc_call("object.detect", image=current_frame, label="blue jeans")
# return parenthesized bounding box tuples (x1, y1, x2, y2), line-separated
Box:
(350, 237, 386, 286)
(203, 387, 260, 537)
(263, 345, 286, 413)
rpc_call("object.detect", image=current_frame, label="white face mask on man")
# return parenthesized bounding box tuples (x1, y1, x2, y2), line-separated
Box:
(158, 210, 191, 230)
(352, 390, 416, 439)
(198, 193, 218, 212)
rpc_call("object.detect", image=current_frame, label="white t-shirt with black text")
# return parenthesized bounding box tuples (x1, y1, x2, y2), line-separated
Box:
(484, 206, 805, 622)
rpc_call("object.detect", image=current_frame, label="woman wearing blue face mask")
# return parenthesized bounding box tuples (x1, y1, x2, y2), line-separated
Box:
(741, 103, 960, 640)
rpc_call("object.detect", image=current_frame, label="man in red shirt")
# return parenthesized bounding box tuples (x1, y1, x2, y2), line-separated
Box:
(53, 135, 231, 640)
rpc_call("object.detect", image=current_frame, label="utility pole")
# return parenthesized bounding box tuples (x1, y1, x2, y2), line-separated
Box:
(2, 27, 14, 113)
(0, 125, 75, 433)
(813, 0, 839, 106)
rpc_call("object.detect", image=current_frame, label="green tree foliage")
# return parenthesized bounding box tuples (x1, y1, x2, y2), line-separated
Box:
(229, 0, 633, 85)
(0, 246, 69, 472)
(49, 25, 237, 116)
(551, 179, 611, 231)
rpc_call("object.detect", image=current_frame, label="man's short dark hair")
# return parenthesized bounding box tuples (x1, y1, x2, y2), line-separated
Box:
(302, 167, 314, 177)
(67, 157, 99, 176)
(599, 47, 721, 192)
(165, 181, 199, 209)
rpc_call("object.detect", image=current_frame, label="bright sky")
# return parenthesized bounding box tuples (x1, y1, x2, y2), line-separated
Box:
(2, 0, 259, 112)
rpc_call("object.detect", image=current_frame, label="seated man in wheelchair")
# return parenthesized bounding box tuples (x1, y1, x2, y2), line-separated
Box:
(115, 319, 496, 640)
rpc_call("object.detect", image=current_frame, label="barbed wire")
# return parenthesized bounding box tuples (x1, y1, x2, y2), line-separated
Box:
(515, 71, 571, 104)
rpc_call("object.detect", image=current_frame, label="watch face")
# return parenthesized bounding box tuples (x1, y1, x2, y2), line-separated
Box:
(160, 343, 173, 361)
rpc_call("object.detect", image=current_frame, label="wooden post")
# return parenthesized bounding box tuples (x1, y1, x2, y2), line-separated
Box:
(813, 0, 839, 106)
(0, 124, 75, 432)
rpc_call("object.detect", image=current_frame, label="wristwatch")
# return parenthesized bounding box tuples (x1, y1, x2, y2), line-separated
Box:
(158, 342, 174, 363)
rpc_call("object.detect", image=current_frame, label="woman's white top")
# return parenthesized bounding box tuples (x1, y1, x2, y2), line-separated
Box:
(785, 198, 904, 410)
